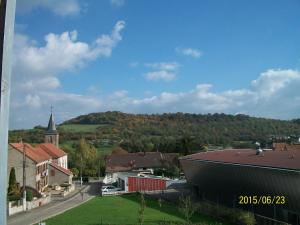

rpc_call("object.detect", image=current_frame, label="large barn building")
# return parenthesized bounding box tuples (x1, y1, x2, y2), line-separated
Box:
(180, 145, 300, 225)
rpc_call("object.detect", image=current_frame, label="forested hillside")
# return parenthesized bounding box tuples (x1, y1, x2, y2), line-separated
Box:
(10, 111, 300, 154)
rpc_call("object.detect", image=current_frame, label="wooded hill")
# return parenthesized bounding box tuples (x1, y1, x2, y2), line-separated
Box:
(10, 111, 300, 155)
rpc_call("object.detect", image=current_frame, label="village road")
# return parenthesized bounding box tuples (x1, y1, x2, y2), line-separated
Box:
(8, 181, 101, 225)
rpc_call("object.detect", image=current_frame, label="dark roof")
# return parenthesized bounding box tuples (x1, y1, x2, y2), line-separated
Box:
(50, 162, 72, 175)
(106, 152, 178, 173)
(46, 113, 58, 134)
(10, 143, 51, 163)
(37, 143, 66, 159)
(180, 149, 300, 171)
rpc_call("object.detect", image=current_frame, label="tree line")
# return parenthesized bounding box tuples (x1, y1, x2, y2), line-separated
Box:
(9, 111, 300, 155)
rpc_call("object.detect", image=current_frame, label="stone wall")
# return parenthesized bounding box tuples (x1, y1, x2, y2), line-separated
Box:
(8, 195, 51, 216)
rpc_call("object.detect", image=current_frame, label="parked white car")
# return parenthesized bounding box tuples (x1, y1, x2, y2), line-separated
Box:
(101, 185, 121, 193)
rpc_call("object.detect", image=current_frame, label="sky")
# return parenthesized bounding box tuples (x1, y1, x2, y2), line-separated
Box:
(10, 0, 300, 129)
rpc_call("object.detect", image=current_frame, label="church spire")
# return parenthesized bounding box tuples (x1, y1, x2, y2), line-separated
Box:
(45, 106, 59, 146)
(47, 112, 57, 133)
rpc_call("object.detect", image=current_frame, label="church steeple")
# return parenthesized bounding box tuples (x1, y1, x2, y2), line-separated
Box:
(47, 113, 57, 133)
(45, 106, 59, 147)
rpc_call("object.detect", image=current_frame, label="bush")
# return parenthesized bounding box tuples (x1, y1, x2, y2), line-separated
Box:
(26, 190, 33, 201)
(70, 168, 79, 177)
(82, 177, 89, 183)
(197, 201, 256, 225)
(237, 211, 256, 225)
(178, 196, 198, 225)
(8, 194, 21, 202)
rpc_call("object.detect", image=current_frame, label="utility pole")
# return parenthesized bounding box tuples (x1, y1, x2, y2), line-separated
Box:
(80, 155, 83, 186)
(0, 0, 16, 224)
(21, 139, 27, 211)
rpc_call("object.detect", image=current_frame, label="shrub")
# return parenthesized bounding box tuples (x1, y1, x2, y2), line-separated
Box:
(197, 201, 256, 225)
(138, 193, 146, 225)
(178, 196, 198, 225)
(8, 194, 21, 202)
(26, 190, 33, 201)
(237, 211, 256, 225)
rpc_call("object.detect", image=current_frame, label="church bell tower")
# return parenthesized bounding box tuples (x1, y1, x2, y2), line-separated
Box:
(45, 107, 59, 147)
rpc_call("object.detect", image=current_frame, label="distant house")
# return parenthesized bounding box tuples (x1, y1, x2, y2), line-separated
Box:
(180, 148, 300, 225)
(8, 112, 73, 194)
(104, 152, 178, 184)
(273, 142, 300, 151)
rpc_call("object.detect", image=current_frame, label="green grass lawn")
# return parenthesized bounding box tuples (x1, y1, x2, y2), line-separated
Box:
(59, 124, 104, 133)
(43, 194, 226, 225)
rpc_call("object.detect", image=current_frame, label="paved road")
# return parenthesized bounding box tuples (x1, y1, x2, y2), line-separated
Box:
(8, 182, 101, 225)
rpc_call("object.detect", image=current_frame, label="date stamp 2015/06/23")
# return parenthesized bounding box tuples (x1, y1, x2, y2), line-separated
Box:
(238, 196, 286, 205)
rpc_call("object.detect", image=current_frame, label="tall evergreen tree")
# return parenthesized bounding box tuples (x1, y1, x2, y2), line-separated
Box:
(8, 167, 20, 196)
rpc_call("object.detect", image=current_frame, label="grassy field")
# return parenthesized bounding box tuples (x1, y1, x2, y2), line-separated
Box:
(96, 144, 116, 155)
(59, 124, 104, 132)
(43, 194, 226, 225)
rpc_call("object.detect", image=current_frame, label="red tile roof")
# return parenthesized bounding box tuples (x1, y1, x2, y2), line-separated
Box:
(50, 162, 72, 176)
(37, 143, 66, 159)
(106, 152, 178, 173)
(10, 143, 50, 163)
(181, 149, 300, 170)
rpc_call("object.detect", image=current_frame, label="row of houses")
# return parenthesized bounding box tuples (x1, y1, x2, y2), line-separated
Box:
(8, 113, 72, 194)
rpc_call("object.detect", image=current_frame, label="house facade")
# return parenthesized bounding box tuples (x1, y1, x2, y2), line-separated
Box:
(49, 162, 72, 185)
(8, 143, 50, 193)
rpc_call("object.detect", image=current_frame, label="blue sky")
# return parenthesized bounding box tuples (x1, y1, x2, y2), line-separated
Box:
(10, 0, 300, 129)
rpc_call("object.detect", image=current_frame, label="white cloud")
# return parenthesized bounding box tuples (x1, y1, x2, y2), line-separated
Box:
(176, 47, 202, 58)
(143, 62, 180, 82)
(145, 62, 180, 71)
(14, 21, 125, 78)
(20, 77, 60, 91)
(98, 69, 300, 120)
(251, 69, 300, 98)
(110, 0, 125, 7)
(87, 85, 101, 95)
(10, 21, 125, 129)
(111, 90, 128, 98)
(144, 71, 176, 82)
(16, 0, 81, 16)
(129, 62, 139, 68)
(25, 94, 42, 108)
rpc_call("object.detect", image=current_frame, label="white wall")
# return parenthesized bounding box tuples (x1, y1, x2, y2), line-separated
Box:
(57, 155, 68, 169)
